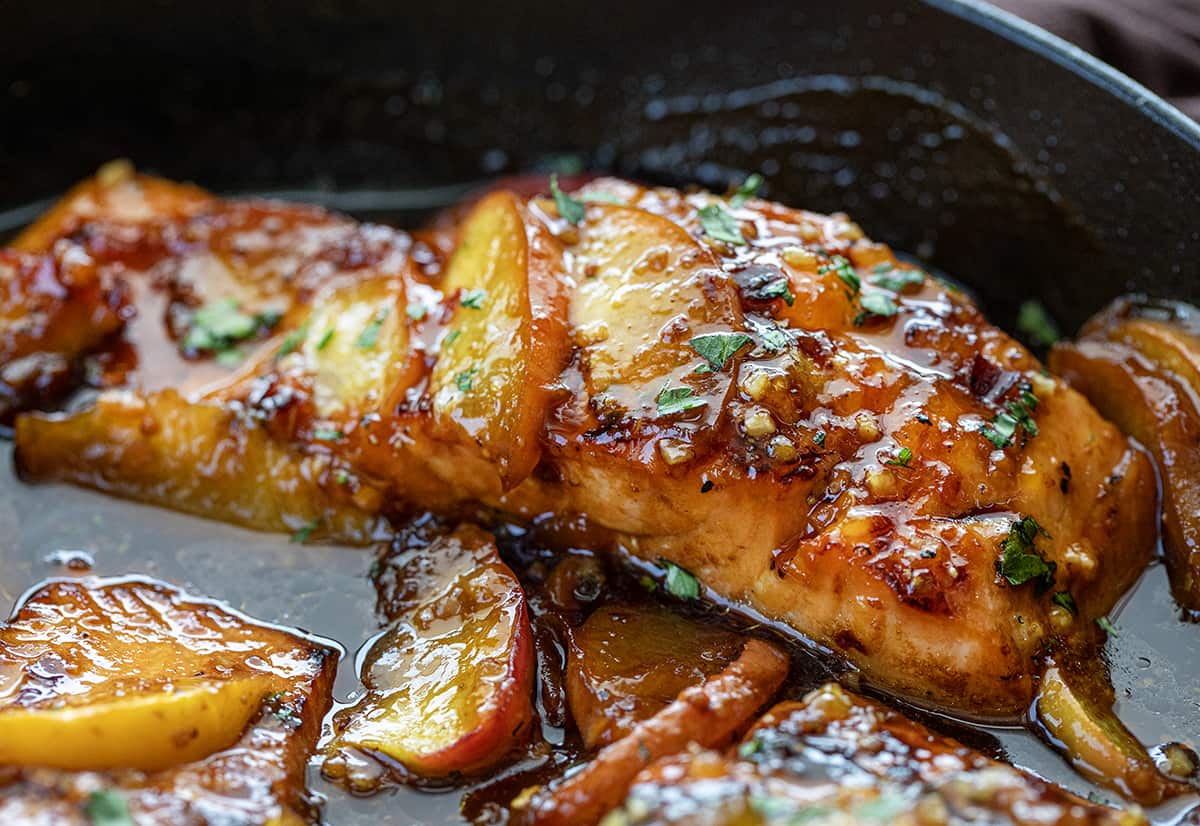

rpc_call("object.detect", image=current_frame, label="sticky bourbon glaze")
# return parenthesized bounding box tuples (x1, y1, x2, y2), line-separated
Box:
(11, 169, 1156, 723)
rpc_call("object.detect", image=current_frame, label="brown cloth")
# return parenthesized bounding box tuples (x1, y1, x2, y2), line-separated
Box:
(993, 0, 1200, 120)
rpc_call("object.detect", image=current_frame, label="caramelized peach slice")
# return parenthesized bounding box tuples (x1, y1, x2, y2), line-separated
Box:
(290, 273, 413, 418)
(14, 389, 384, 542)
(429, 191, 570, 489)
(324, 524, 534, 783)
(0, 577, 336, 773)
(562, 203, 744, 421)
(524, 637, 788, 826)
(1050, 337, 1200, 610)
(566, 602, 743, 750)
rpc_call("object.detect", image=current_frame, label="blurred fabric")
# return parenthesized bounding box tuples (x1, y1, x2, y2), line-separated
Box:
(994, 0, 1200, 119)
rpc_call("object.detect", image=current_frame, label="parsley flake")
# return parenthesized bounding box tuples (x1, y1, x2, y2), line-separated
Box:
(316, 328, 335, 351)
(357, 308, 388, 349)
(751, 320, 789, 352)
(312, 428, 344, 441)
(1052, 591, 1078, 615)
(1096, 616, 1119, 636)
(689, 332, 753, 370)
(290, 518, 320, 544)
(443, 330, 461, 347)
(460, 288, 487, 309)
(870, 263, 925, 292)
(656, 384, 707, 417)
(455, 367, 479, 392)
(550, 174, 585, 225)
(820, 255, 861, 296)
(998, 516, 1056, 594)
(85, 790, 134, 826)
(858, 292, 899, 321)
(814, 430, 826, 447)
(729, 173, 764, 208)
(276, 324, 308, 359)
(661, 559, 700, 600)
(698, 203, 746, 246)
(983, 388, 1040, 448)
(740, 268, 795, 306)
(886, 446, 913, 467)
(1016, 299, 1062, 348)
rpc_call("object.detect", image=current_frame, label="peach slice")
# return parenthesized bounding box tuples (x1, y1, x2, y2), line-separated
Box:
(0, 577, 336, 772)
(563, 203, 744, 422)
(324, 524, 534, 782)
(15, 389, 384, 542)
(429, 190, 571, 490)
(1050, 337, 1200, 610)
(566, 602, 744, 750)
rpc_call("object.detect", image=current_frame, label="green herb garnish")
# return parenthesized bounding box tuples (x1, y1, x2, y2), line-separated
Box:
(357, 308, 388, 349)
(85, 790, 134, 826)
(443, 330, 461, 347)
(814, 430, 826, 447)
(1052, 591, 1078, 615)
(698, 203, 746, 246)
(1016, 299, 1062, 348)
(1096, 616, 1119, 636)
(406, 302, 428, 320)
(316, 329, 335, 351)
(276, 324, 307, 359)
(290, 518, 320, 544)
(656, 384, 707, 417)
(335, 470, 350, 486)
(312, 428, 343, 441)
(729, 173, 764, 208)
(455, 367, 479, 392)
(689, 332, 752, 371)
(460, 288, 487, 309)
(820, 255, 861, 297)
(661, 559, 700, 600)
(982, 387, 1040, 448)
(870, 263, 925, 292)
(752, 320, 789, 352)
(743, 271, 795, 306)
(858, 292, 899, 321)
(550, 174, 585, 225)
(998, 516, 1056, 594)
(886, 446, 913, 467)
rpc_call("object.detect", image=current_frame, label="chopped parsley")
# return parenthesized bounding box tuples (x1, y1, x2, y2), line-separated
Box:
(742, 269, 795, 306)
(312, 427, 344, 441)
(1096, 616, 1119, 635)
(814, 430, 826, 447)
(819, 255, 861, 297)
(443, 329, 461, 347)
(982, 387, 1040, 449)
(689, 332, 752, 370)
(183, 298, 278, 358)
(729, 173, 764, 208)
(661, 559, 700, 600)
(276, 324, 307, 359)
(454, 367, 479, 392)
(316, 328, 335, 351)
(357, 308, 388, 349)
(886, 446, 913, 467)
(580, 191, 626, 205)
(215, 348, 245, 368)
(406, 302, 427, 320)
(290, 518, 320, 544)
(1016, 299, 1062, 348)
(656, 384, 707, 417)
(751, 319, 789, 352)
(550, 174, 585, 224)
(335, 470, 350, 486)
(998, 516, 1056, 594)
(85, 790, 134, 826)
(698, 203, 746, 246)
(869, 263, 925, 292)
(460, 288, 487, 309)
(1052, 591, 1078, 615)
(857, 292, 899, 322)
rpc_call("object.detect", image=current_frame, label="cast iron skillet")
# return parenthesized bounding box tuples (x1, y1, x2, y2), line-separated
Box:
(1, 1, 1199, 824)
